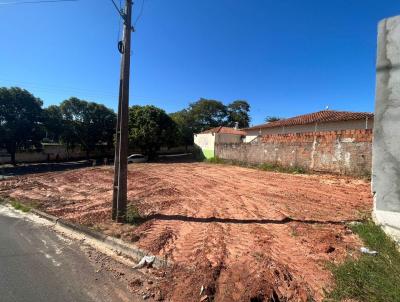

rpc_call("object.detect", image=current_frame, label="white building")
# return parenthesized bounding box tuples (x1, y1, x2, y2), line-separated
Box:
(194, 126, 246, 159)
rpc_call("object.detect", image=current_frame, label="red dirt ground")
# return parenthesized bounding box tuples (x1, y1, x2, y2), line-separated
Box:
(0, 163, 372, 301)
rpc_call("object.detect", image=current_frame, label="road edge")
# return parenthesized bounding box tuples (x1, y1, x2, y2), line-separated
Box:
(8, 205, 170, 269)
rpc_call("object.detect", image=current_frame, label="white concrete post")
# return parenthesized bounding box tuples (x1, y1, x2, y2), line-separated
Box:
(372, 16, 400, 240)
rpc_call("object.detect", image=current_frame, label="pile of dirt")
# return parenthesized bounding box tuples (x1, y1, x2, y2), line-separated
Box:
(0, 163, 372, 301)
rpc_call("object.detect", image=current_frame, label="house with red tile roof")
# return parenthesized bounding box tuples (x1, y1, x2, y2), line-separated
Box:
(199, 126, 247, 136)
(245, 110, 374, 140)
(194, 126, 246, 159)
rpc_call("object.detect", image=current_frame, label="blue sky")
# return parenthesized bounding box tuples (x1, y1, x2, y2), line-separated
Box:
(0, 0, 399, 125)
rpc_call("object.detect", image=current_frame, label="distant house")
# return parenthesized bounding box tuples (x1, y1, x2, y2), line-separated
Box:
(245, 110, 374, 141)
(194, 126, 246, 159)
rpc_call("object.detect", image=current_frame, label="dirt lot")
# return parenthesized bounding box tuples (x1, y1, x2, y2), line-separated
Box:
(0, 163, 372, 301)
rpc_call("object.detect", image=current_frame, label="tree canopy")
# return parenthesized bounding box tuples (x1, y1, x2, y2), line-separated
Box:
(128, 105, 178, 158)
(170, 109, 194, 148)
(265, 116, 282, 123)
(59, 97, 116, 157)
(43, 105, 64, 143)
(169, 98, 251, 143)
(188, 98, 228, 133)
(0, 87, 45, 165)
(227, 100, 250, 128)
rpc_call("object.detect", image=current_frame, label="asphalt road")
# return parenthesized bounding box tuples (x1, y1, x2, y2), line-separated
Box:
(0, 205, 133, 302)
(0, 161, 92, 179)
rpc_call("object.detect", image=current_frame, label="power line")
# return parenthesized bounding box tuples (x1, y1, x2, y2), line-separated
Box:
(115, 0, 122, 43)
(0, 78, 176, 107)
(0, 0, 78, 5)
(109, 0, 125, 20)
(134, 0, 145, 27)
(0, 78, 118, 98)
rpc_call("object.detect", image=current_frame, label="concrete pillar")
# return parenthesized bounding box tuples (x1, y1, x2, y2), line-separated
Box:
(372, 15, 400, 241)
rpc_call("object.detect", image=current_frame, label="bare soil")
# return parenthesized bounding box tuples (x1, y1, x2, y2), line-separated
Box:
(0, 163, 372, 302)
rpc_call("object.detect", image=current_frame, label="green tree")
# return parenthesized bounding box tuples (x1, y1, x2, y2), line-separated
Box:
(59, 97, 116, 158)
(188, 98, 227, 133)
(128, 105, 178, 158)
(170, 109, 194, 150)
(265, 116, 282, 123)
(43, 105, 64, 143)
(227, 100, 250, 128)
(0, 87, 45, 165)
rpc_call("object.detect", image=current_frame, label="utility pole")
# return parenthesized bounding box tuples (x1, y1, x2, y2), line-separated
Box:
(112, 0, 133, 222)
(112, 76, 122, 220)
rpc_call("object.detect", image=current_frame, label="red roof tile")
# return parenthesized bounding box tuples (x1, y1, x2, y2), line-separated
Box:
(245, 110, 374, 130)
(199, 126, 246, 135)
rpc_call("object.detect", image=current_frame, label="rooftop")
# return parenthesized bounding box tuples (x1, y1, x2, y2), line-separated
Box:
(246, 110, 374, 130)
(198, 126, 247, 136)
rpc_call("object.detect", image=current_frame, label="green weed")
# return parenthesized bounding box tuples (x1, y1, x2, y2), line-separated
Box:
(125, 204, 144, 225)
(326, 221, 400, 302)
(10, 200, 32, 213)
(205, 157, 225, 164)
(205, 157, 306, 174)
(258, 163, 305, 174)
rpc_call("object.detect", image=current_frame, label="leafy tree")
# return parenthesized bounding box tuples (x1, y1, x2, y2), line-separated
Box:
(128, 105, 178, 158)
(188, 98, 227, 133)
(43, 105, 64, 142)
(227, 100, 250, 128)
(170, 109, 194, 150)
(0, 87, 45, 165)
(59, 97, 116, 158)
(265, 116, 282, 123)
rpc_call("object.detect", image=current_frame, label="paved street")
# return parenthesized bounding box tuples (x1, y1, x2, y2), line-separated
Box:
(0, 205, 134, 302)
(0, 161, 92, 179)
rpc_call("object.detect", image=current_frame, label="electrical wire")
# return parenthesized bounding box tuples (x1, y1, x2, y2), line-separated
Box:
(0, 78, 174, 105)
(133, 0, 145, 27)
(0, 78, 118, 99)
(0, 0, 78, 5)
(116, 0, 122, 43)
(109, 0, 125, 20)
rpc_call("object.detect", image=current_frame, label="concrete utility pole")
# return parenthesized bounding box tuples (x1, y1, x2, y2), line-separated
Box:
(112, 0, 133, 222)
(372, 15, 400, 241)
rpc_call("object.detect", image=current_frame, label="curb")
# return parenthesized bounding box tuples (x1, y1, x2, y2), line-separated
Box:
(31, 209, 60, 223)
(20, 205, 169, 269)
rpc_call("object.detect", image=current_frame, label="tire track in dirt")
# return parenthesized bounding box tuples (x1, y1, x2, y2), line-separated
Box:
(0, 162, 372, 301)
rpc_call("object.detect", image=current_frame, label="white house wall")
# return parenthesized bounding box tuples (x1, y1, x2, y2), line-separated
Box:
(194, 133, 215, 159)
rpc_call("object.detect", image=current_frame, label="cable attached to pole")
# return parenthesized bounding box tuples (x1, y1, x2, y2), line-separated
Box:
(109, 0, 126, 21)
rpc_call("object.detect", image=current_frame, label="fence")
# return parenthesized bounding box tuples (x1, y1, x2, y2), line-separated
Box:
(215, 129, 372, 177)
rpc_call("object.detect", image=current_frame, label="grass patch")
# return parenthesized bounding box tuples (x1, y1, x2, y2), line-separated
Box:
(126, 204, 145, 225)
(258, 162, 305, 174)
(0, 196, 37, 213)
(205, 157, 306, 174)
(326, 221, 400, 302)
(205, 157, 225, 164)
(10, 200, 32, 213)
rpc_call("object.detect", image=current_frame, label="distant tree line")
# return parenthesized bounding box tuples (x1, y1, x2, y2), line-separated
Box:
(0, 87, 116, 165)
(0, 87, 251, 164)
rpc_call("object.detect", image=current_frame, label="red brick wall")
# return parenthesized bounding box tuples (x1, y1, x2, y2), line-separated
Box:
(260, 129, 372, 143)
(215, 129, 372, 176)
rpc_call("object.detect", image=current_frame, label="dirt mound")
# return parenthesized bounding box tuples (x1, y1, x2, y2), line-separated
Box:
(0, 163, 372, 301)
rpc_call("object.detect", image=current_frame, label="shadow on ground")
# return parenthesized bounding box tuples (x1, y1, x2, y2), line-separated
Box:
(151, 153, 198, 164)
(0, 161, 92, 178)
(129, 213, 360, 226)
